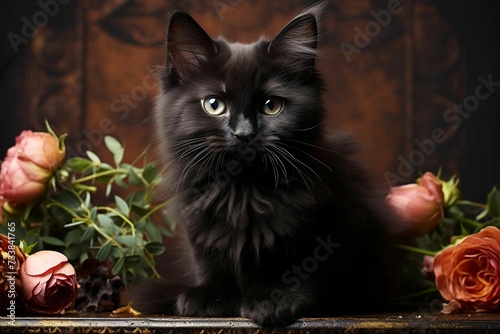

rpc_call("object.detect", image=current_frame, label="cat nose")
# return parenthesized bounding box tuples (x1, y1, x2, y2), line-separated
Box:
(231, 115, 255, 139)
(231, 129, 253, 140)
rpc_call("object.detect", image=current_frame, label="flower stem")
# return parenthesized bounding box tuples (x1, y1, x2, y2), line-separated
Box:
(456, 200, 487, 209)
(447, 212, 483, 229)
(73, 168, 127, 184)
(139, 198, 172, 222)
(397, 244, 438, 256)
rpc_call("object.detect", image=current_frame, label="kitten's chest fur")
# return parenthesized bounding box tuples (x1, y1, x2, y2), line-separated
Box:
(178, 159, 323, 261)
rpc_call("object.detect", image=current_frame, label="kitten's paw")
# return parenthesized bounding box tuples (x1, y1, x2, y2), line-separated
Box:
(240, 291, 301, 327)
(176, 286, 239, 317)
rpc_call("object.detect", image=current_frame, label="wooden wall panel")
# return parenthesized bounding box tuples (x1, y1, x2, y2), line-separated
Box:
(3, 0, 471, 189)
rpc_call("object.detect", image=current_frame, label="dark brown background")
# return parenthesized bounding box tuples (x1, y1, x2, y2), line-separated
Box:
(1, 0, 499, 201)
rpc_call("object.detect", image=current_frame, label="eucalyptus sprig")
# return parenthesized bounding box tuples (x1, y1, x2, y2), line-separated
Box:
(3, 134, 174, 285)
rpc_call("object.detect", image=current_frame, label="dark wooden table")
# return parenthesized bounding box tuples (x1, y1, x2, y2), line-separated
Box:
(2, 313, 500, 333)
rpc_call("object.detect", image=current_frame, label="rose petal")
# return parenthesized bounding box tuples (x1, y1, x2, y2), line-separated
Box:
(24, 251, 69, 276)
(442, 299, 462, 314)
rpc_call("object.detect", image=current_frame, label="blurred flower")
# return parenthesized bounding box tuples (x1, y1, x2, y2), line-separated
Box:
(386, 172, 444, 237)
(0, 131, 65, 205)
(0, 233, 26, 310)
(20, 250, 78, 314)
(434, 226, 500, 314)
(75, 258, 125, 312)
(421, 255, 435, 280)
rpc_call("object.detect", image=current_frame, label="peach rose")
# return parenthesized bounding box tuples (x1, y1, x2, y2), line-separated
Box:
(386, 172, 444, 237)
(20, 250, 78, 315)
(434, 226, 500, 313)
(0, 130, 65, 205)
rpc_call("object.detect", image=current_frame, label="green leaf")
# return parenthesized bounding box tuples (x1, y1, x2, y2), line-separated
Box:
(125, 254, 141, 268)
(64, 244, 84, 261)
(65, 229, 82, 245)
(41, 236, 66, 247)
(96, 241, 112, 261)
(97, 214, 116, 232)
(128, 167, 142, 186)
(105, 182, 113, 197)
(105, 136, 124, 165)
(64, 220, 86, 228)
(84, 192, 91, 209)
(86, 151, 101, 164)
(115, 235, 140, 247)
(487, 187, 500, 218)
(19, 240, 38, 255)
(145, 242, 166, 255)
(144, 222, 162, 243)
(66, 157, 93, 172)
(81, 227, 95, 242)
(90, 207, 97, 222)
(142, 163, 158, 184)
(112, 255, 125, 275)
(114, 174, 129, 189)
(115, 195, 129, 215)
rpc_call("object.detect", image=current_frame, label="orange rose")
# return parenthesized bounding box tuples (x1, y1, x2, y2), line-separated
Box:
(386, 172, 444, 237)
(434, 226, 500, 313)
(0, 130, 65, 205)
(20, 250, 78, 315)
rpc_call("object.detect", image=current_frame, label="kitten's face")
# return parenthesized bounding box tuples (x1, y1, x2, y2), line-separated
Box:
(156, 10, 324, 174)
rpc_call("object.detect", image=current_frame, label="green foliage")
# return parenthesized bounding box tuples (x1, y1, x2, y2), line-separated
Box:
(1, 135, 174, 285)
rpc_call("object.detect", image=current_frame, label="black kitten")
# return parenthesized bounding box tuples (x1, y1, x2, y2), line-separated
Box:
(135, 4, 404, 327)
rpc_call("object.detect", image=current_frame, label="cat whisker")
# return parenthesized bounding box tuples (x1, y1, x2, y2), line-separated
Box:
(282, 141, 333, 172)
(287, 138, 339, 154)
(268, 145, 316, 194)
(263, 147, 288, 189)
(294, 122, 324, 132)
(178, 145, 212, 188)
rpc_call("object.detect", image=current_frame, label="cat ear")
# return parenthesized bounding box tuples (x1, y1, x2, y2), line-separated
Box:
(268, 10, 319, 69)
(166, 11, 217, 83)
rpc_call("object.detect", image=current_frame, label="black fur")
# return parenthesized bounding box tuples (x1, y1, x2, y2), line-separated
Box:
(133, 4, 404, 327)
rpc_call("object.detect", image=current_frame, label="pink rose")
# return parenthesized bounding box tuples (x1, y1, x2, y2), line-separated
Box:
(20, 250, 78, 315)
(9, 130, 65, 171)
(0, 130, 65, 205)
(434, 226, 500, 314)
(386, 172, 444, 237)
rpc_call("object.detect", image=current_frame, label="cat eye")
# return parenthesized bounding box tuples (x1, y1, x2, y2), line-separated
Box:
(262, 97, 283, 116)
(202, 96, 227, 116)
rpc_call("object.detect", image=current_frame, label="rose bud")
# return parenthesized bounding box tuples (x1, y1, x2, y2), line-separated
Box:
(0, 233, 27, 311)
(434, 226, 500, 314)
(0, 130, 66, 205)
(20, 250, 78, 315)
(386, 172, 444, 237)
